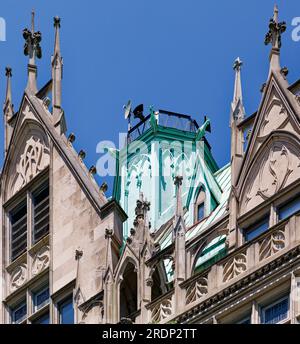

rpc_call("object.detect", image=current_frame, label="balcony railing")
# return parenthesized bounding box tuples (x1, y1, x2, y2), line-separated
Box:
(127, 110, 199, 143)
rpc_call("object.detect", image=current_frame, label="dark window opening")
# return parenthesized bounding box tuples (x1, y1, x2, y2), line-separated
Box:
(33, 182, 49, 244)
(278, 196, 300, 221)
(197, 203, 205, 221)
(262, 296, 289, 324)
(10, 202, 27, 261)
(120, 263, 138, 321)
(33, 286, 49, 312)
(244, 215, 269, 242)
(11, 300, 27, 324)
(58, 296, 74, 324)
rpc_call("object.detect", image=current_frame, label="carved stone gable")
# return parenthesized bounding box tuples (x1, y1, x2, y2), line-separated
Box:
(12, 136, 50, 195)
(240, 137, 300, 215)
(258, 95, 289, 139)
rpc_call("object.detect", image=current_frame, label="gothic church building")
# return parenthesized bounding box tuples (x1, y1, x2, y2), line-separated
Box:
(1, 7, 300, 324)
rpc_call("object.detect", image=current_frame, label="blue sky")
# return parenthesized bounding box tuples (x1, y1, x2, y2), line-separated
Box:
(0, 1, 300, 195)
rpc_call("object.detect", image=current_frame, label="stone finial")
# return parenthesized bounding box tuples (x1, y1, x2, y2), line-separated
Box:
(68, 132, 76, 145)
(75, 249, 83, 260)
(5, 66, 12, 78)
(4, 66, 12, 106)
(174, 175, 183, 187)
(264, 5, 286, 74)
(23, 10, 42, 61)
(54, 16, 61, 28)
(233, 57, 242, 72)
(264, 5, 286, 49)
(78, 149, 86, 160)
(52, 15, 63, 124)
(23, 10, 42, 93)
(232, 57, 244, 111)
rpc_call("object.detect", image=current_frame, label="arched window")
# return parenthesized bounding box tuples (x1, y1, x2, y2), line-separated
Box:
(194, 186, 206, 223)
(193, 235, 227, 274)
(120, 263, 138, 320)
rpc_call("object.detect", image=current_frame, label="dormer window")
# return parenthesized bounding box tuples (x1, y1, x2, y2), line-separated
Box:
(194, 186, 206, 223)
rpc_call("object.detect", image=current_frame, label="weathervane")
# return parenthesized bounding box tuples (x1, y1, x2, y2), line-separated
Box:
(23, 10, 42, 61)
(264, 5, 286, 50)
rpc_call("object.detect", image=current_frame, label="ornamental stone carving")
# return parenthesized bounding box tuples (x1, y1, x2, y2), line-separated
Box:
(186, 276, 208, 305)
(258, 96, 288, 140)
(223, 253, 247, 282)
(32, 245, 50, 276)
(151, 295, 173, 323)
(241, 140, 300, 215)
(10, 263, 27, 292)
(12, 136, 50, 195)
(259, 229, 285, 261)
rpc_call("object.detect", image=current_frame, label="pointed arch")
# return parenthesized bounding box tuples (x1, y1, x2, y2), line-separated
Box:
(4, 119, 50, 201)
(191, 231, 227, 275)
(239, 131, 300, 215)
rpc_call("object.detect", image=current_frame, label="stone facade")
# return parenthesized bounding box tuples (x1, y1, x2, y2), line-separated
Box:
(1, 7, 300, 324)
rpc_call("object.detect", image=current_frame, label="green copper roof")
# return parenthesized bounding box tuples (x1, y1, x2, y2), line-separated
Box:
(159, 162, 231, 250)
(158, 163, 231, 278)
(194, 234, 227, 270)
(186, 162, 231, 241)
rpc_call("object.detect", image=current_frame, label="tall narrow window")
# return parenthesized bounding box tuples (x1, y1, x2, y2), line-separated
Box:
(194, 186, 206, 223)
(11, 300, 27, 324)
(33, 286, 50, 312)
(197, 203, 205, 221)
(33, 183, 49, 244)
(58, 296, 74, 324)
(10, 202, 27, 261)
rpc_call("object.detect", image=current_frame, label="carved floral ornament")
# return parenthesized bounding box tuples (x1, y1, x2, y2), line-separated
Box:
(186, 276, 208, 305)
(10, 263, 27, 292)
(151, 295, 173, 323)
(241, 139, 300, 215)
(223, 252, 247, 283)
(259, 229, 285, 261)
(11, 135, 50, 196)
(32, 245, 50, 276)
